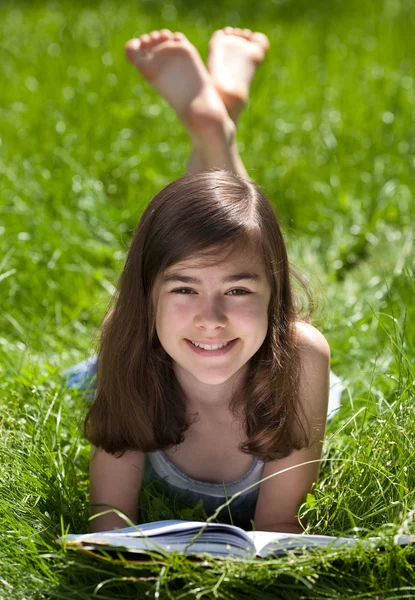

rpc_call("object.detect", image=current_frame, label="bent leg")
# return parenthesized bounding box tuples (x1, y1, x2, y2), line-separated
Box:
(188, 27, 269, 177)
(125, 29, 269, 179)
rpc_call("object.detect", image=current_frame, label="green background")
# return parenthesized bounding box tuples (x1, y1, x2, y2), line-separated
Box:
(0, 0, 414, 597)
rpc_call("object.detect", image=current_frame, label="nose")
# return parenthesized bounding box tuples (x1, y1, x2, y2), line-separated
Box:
(194, 295, 228, 330)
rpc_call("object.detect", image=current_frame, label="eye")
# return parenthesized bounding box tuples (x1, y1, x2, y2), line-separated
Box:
(172, 288, 195, 294)
(227, 289, 251, 296)
(171, 288, 251, 296)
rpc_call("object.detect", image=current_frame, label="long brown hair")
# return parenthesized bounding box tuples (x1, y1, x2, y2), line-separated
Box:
(84, 170, 310, 460)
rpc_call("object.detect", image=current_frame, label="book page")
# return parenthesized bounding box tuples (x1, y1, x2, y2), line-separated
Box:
(65, 534, 254, 558)
(61, 520, 254, 552)
(71, 521, 213, 541)
(246, 531, 348, 557)
(101, 520, 253, 541)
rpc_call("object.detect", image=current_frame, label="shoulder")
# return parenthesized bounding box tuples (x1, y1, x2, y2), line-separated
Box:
(294, 321, 330, 363)
(294, 322, 330, 431)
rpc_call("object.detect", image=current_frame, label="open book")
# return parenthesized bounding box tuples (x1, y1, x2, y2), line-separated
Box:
(60, 519, 408, 559)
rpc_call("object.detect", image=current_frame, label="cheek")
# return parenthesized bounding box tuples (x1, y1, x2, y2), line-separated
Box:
(231, 300, 269, 330)
(167, 301, 191, 322)
(241, 295, 268, 316)
(156, 298, 191, 330)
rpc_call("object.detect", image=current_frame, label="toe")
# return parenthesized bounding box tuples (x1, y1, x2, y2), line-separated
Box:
(223, 26, 234, 35)
(159, 28, 173, 40)
(252, 32, 270, 50)
(140, 33, 151, 45)
(125, 38, 140, 51)
(172, 31, 186, 41)
(125, 38, 143, 65)
(208, 30, 224, 45)
(149, 30, 162, 42)
(125, 38, 141, 59)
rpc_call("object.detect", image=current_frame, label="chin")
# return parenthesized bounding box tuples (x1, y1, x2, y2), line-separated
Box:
(191, 365, 245, 386)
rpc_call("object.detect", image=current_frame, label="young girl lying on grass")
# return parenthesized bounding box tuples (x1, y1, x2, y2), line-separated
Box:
(68, 27, 332, 534)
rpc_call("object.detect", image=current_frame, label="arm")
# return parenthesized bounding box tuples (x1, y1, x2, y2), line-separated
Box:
(89, 445, 145, 532)
(254, 323, 330, 533)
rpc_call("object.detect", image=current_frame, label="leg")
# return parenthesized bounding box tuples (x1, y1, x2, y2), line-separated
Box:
(186, 143, 248, 179)
(188, 27, 269, 176)
(125, 30, 255, 178)
(186, 149, 205, 174)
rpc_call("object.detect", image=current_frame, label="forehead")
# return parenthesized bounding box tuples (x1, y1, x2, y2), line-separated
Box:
(163, 248, 267, 281)
(166, 245, 267, 275)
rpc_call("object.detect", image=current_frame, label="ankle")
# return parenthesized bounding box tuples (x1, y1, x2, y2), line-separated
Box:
(191, 131, 243, 173)
(189, 117, 236, 155)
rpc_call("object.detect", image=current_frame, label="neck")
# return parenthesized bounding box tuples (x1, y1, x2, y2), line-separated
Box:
(173, 363, 248, 415)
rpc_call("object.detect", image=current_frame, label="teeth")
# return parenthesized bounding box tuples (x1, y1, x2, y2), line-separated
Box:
(191, 341, 231, 350)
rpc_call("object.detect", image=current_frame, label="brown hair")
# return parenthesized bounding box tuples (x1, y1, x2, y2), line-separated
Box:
(84, 170, 310, 461)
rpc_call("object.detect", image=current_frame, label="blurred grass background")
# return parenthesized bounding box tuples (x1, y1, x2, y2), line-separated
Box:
(0, 0, 415, 597)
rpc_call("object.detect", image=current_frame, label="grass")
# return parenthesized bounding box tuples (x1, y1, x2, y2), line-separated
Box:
(1, 0, 415, 597)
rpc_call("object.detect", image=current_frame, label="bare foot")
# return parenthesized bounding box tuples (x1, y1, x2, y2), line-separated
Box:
(125, 30, 234, 145)
(207, 27, 270, 123)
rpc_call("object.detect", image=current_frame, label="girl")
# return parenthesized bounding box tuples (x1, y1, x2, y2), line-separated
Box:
(72, 28, 331, 534)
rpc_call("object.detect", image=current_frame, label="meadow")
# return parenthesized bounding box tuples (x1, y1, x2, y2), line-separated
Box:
(0, 0, 414, 597)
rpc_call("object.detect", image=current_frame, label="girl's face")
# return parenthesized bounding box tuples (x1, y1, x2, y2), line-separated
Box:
(155, 247, 272, 387)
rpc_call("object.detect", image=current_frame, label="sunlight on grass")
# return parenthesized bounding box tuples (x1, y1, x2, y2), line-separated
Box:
(0, 0, 414, 597)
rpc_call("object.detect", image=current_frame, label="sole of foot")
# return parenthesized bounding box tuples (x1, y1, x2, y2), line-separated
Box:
(207, 27, 270, 123)
(125, 29, 235, 144)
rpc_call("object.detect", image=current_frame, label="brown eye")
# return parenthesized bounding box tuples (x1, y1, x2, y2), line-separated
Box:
(227, 289, 251, 296)
(172, 288, 195, 294)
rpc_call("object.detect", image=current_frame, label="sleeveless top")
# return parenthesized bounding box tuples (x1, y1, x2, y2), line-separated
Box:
(144, 450, 264, 529)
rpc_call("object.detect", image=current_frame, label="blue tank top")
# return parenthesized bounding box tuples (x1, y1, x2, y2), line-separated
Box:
(144, 451, 264, 529)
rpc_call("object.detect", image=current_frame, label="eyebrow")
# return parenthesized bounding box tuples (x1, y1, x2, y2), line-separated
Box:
(163, 272, 262, 285)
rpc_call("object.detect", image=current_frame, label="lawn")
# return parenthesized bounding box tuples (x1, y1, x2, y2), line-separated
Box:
(0, 0, 414, 597)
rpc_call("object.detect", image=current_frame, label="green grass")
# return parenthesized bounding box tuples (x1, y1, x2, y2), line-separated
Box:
(1, 0, 415, 597)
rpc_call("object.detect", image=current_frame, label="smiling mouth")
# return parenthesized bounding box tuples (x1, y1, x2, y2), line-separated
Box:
(185, 338, 238, 354)
(188, 339, 235, 350)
